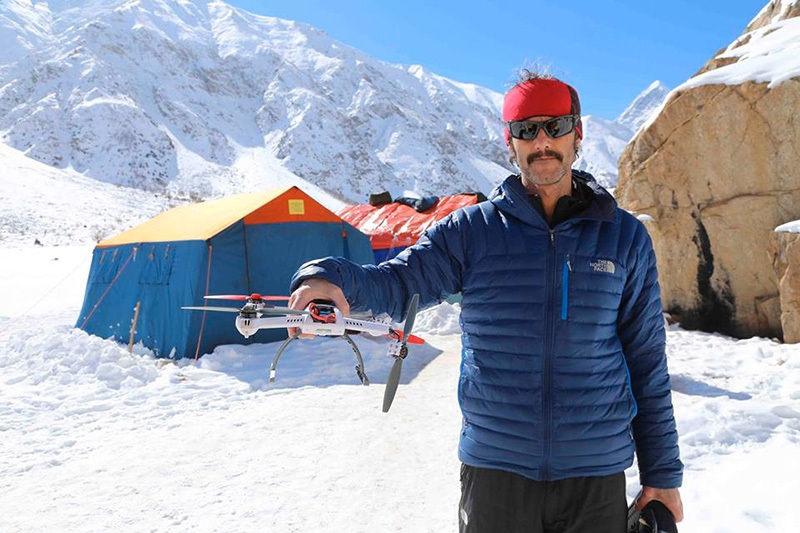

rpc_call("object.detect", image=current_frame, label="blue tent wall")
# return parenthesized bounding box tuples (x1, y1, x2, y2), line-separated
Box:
(240, 221, 374, 344)
(77, 240, 208, 358)
(193, 221, 253, 356)
(341, 222, 374, 266)
(77, 217, 375, 359)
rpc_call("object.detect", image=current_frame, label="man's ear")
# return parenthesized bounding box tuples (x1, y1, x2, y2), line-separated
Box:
(508, 141, 519, 167)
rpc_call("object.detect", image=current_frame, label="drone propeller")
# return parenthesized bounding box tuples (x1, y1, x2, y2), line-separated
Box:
(382, 293, 420, 413)
(182, 305, 308, 316)
(204, 293, 289, 301)
(182, 305, 241, 313)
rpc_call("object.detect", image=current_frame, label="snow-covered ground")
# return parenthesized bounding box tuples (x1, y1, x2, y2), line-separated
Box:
(1, 246, 799, 532)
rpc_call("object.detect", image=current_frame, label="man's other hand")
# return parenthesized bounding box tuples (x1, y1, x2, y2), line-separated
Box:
(636, 486, 683, 522)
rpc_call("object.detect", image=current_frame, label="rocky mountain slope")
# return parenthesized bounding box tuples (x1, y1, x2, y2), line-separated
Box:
(1, 0, 665, 245)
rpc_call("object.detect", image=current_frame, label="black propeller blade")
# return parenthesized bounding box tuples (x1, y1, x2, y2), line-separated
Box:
(256, 307, 309, 316)
(382, 293, 419, 413)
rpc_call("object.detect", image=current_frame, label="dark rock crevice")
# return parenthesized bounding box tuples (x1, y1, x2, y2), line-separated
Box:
(670, 213, 737, 334)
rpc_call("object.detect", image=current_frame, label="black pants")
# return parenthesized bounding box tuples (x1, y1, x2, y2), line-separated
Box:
(459, 465, 626, 533)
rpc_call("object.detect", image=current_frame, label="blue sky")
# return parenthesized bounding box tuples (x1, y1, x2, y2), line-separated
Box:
(228, 0, 766, 118)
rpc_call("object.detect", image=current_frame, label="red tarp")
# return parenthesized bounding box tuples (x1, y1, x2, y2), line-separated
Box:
(338, 194, 482, 260)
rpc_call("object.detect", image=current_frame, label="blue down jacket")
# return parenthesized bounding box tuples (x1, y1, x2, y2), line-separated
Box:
(291, 172, 683, 488)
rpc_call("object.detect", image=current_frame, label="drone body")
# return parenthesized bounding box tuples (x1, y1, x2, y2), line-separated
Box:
(182, 293, 422, 412)
(234, 302, 410, 340)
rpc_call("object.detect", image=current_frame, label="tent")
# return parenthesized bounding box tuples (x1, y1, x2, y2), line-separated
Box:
(338, 193, 485, 262)
(76, 186, 374, 359)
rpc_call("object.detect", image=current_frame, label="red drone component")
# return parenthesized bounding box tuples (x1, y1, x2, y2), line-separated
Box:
(308, 303, 337, 324)
(389, 329, 425, 345)
(205, 293, 290, 301)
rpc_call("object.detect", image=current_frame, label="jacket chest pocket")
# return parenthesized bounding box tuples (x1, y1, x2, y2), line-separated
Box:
(560, 254, 624, 323)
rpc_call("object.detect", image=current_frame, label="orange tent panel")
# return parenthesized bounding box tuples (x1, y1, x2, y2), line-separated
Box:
(244, 188, 341, 225)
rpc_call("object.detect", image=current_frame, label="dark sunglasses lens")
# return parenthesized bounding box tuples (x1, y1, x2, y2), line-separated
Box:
(509, 116, 576, 140)
(510, 121, 539, 140)
(544, 116, 576, 138)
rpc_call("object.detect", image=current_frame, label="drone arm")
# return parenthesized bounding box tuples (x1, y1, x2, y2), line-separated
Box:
(236, 315, 304, 338)
(342, 317, 392, 337)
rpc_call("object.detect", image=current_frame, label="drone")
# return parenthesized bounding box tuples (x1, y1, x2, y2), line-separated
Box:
(182, 292, 423, 412)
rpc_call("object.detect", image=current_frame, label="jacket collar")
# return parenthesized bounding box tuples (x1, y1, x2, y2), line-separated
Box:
(489, 169, 618, 228)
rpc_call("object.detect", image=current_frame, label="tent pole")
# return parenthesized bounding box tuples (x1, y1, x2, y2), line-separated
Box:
(242, 222, 252, 294)
(194, 243, 214, 361)
(128, 301, 141, 353)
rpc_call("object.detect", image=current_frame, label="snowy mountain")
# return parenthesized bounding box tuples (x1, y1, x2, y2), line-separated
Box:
(0, 0, 663, 245)
(575, 81, 670, 187)
(0, 0, 508, 204)
(616, 80, 671, 133)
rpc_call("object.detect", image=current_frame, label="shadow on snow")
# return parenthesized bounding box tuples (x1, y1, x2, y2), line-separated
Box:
(200, 334, 444, 391)
(670, 374, 752, 401)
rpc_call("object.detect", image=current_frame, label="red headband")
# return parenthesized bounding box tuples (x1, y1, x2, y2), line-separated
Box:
(502, 78, 582, 144)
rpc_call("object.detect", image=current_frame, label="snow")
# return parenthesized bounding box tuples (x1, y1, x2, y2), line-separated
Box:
(2, 245, 800, 532)
(2, 1, 800, 531)
(679, 1, 800, 91)
(776, 220, 800, 233)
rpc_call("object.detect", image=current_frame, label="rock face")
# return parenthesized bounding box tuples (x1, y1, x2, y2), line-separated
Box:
(616, 2, 800, 339)
(771, 231, 800, 343)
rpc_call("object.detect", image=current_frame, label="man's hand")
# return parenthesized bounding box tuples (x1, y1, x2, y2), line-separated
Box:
(288, 278, 350, 338)
(636, 486, 683, 522)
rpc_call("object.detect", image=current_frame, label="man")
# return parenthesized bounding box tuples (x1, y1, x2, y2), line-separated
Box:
(288, 71, 683, 532)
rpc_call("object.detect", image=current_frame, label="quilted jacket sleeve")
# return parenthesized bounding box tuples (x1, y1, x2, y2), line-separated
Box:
(290, 214, 466, 322)
(618, 221, 683, 488)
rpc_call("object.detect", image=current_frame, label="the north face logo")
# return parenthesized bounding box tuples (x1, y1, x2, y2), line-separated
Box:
(590, 259, 615, 274)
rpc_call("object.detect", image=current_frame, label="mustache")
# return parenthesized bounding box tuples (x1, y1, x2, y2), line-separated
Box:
(527, 150, 564, 165)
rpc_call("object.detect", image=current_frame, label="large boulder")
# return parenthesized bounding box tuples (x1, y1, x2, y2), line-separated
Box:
(771, 227, 800, 343)
(616, 1, 800, 339)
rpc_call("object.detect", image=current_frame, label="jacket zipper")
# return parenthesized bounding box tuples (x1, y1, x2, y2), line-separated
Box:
(561, 254, 572, 320)
(543, 229, 556, 478)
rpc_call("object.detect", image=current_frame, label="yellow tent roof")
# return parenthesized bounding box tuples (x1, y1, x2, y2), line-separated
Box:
(98, 187, 303, 247)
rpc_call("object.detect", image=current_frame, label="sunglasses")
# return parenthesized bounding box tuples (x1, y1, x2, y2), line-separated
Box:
(507, 115, 580, 140)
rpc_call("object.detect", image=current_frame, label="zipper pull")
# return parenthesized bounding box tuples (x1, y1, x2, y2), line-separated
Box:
(550, 230, 555, 245)
(566, 255, 573, 272)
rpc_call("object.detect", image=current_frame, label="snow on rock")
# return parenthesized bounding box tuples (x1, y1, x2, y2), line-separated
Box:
(680, 0, 800, 90)
(775, 220, 800, 232)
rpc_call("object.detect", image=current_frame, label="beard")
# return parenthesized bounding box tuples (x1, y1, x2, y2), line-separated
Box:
(519, 149, 571, 188)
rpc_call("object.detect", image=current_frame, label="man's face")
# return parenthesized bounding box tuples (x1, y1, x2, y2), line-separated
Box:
(509, 115, 581, 190)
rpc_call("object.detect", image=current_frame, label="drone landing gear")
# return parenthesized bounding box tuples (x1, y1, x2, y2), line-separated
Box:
(343, 332, 370, 386)
(269, 332, 299, 383)
(268, 332, 370, 386)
